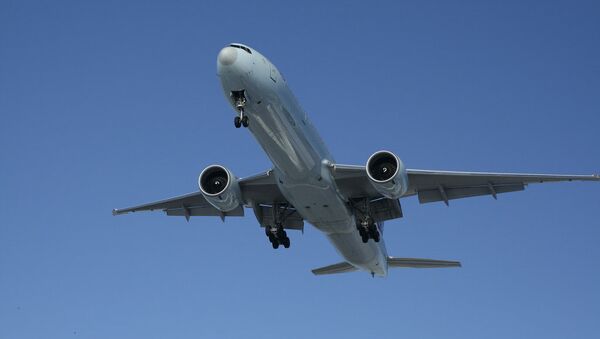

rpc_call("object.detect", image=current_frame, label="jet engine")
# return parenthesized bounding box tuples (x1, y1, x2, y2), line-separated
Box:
(366, 150, 408, 199)
(198, 165, 243, 212)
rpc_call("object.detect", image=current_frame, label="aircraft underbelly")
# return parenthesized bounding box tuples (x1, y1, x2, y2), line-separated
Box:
(243, 83, 386, 275)
(219, 64, 388, 274)
(328, 233, 387, 275)
(279, 180, 385, 274)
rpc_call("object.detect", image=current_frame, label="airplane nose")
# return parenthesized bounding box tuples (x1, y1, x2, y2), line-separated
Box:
(218, 46, 238, 66)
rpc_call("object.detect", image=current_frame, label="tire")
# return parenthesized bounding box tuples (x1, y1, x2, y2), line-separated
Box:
(373, 231, 380, 242)
(241, 115, 249, 127)
(272, 240, 279, 249)
(234, 116, 241, 128)
(283, 237, 290, 248)
(361, 234, 369, 243)
(276, 227, 285, 238)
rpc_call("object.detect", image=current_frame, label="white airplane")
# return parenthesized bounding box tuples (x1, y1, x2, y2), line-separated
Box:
(113, 43, 600, 277)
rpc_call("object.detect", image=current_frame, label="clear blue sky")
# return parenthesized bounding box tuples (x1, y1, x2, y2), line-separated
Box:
(1, 1, 599, 338)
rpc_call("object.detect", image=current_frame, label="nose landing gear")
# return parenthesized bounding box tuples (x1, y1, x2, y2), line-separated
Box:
(234, 115, 248, 128)
(231, 90, 249, 128)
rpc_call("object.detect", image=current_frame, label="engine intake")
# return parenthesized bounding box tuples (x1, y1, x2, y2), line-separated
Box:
(366, 151, 408, 199)
(198, 165, 242, 212)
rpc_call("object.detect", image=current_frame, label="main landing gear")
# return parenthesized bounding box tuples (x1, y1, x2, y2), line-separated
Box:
(351, 198, 381, 243)
(264, 202, 293, 249)
(231, 90, 249, 128)
(358, 218, 380, 243)
(265, 224, 290, 249)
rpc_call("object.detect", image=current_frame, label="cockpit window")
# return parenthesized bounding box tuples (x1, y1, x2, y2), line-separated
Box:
(229, 44, 252, 54)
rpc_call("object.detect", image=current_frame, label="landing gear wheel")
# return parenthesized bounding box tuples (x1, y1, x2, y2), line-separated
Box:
(372, 230, 380, 242)
(368, 225, 380, 243)
(234, 116, 241, 128)
(282, 237, 290, 248)
(241, 115, 249, 127)
(358, 227, 368, 243)
(276, 225, 286, 238)
(272, 239, 279, 249)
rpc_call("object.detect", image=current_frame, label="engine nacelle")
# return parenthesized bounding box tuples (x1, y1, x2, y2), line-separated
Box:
(198, 165, 242, 212)
(366, 150, 409, 199)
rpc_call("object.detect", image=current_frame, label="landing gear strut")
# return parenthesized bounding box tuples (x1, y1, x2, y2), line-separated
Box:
(264, 202, 293, 249)
(231, 90, 249, 128)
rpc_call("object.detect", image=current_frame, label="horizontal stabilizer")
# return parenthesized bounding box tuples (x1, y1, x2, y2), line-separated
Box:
(311, 262, 358, 275)
(388, 257, 461, 268)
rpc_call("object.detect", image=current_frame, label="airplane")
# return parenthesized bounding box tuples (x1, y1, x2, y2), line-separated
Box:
(113, 43, 600, 277)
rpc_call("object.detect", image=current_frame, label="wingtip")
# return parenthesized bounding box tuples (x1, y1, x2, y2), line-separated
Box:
(112, 209, 119, 216)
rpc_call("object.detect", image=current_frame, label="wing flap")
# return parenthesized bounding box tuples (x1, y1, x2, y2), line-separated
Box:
(165, 205, 244, 217)
(112, 191, 211, 215)
(417, 183, 524, 204)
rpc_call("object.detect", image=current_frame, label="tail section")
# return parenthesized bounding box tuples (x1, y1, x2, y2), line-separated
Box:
(311, 257, 461, 276)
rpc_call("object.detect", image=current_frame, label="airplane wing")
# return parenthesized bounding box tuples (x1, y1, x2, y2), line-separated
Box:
(404, 169, 599, 205)
(332, 164, 599, 205)
(112, 170, 286, 220)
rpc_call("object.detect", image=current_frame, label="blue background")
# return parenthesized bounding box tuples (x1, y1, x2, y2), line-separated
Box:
(1, 1, 599, 338)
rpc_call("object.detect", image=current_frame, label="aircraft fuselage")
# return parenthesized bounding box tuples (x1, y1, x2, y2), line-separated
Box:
(217, 44, 388, 276)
